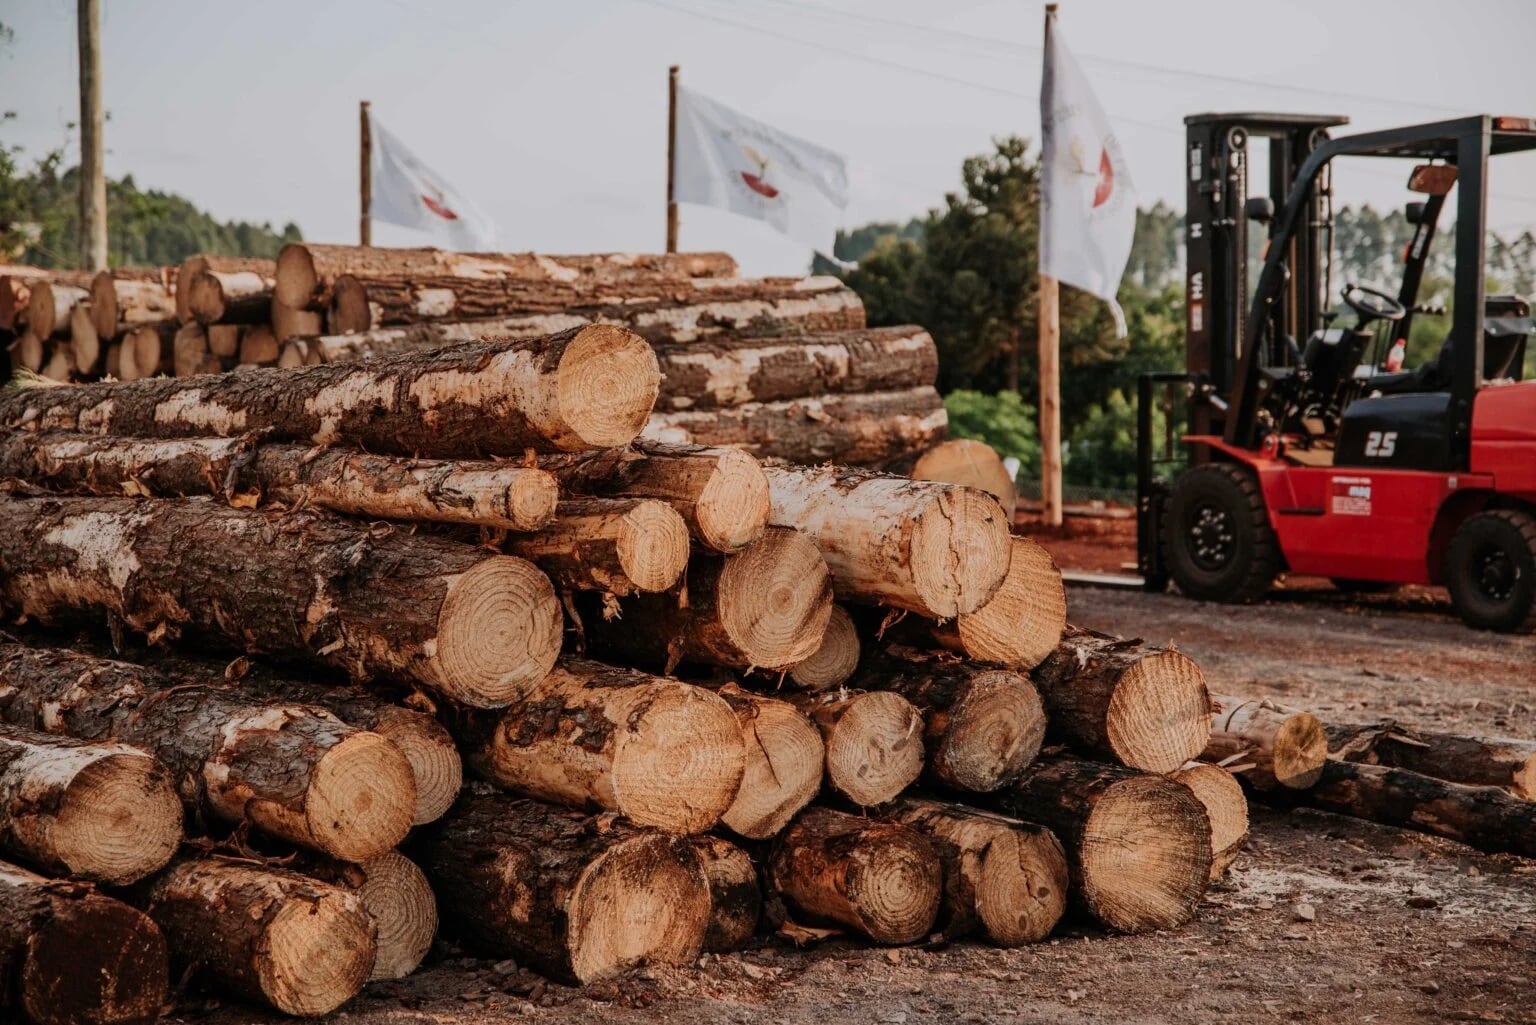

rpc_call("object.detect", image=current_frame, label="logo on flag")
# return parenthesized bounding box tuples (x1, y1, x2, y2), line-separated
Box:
(368, 112, 496, 251)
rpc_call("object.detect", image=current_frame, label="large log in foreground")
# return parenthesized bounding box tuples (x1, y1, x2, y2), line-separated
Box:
(0, 496, 562, 708)
(423, 788, 710, 983)
(0, 861, 168, 1025)
(301, 851, 438, 982)
(1325, 721, 1536, 800)
(0, 325, 661, 456)
(1204, 694, 1327, 790)
(715, 685, 824, 840)
(789, 690, 925, 807)
(907, 536, 1067, 669)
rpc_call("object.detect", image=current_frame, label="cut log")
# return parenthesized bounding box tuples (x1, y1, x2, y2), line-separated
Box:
(69, 301, 101, 374)
(1204, 693, 1327, 790)
(456, 658, 745, 834)
(769, 807, 941, 944)
(206, 323, 240, 359)
(271, 299, 323, 341)
(40, 343, 75, 382)
(0, 325, 662, 456)
(890, 797, 1067, 946)
(0, 275, 30, 332)
(504, 498, 690, 594)
(692, 835, 760, 952)
(764, 463, 1010, 618)
(172, 322, 208, 377)
(103, 342, 121, 379)
(1032, 629, 1212, 774)
(422, 787, 710, 983)
(644, 386, 948, 467)
(788, 604, 860, 690)
(185, 269, 272, 325)
(121, 322, 174, 380)
(301, 851, 437, 981)
(0, 497, 561, 708)
(26, 282, 88, 339)
(89, 271, 175, 338)
(1324, 721, 1536, 799)
(0, 860, 168, 1025)
(909, 537, 1066, 669)
(173, 255, 274, 323)
(908, 438, 1019, 520)
(1169, 762, 1248, 878)
(0, 725, 181, 884)
(12, 332, 43, 374)
(850, 645, 1046, 792)
(714, 684, 824, 839)
(541, 441, 769, 553)
(788, 690, 924, 806)
(587, 526, 833, 673)
(239, 323, 280, 365)
(140, 856, 376, 1017)
(993, 756, 1212, 933)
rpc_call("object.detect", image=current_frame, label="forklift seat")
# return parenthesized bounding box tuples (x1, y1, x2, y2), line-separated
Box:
(1368, 295, 1531, 395)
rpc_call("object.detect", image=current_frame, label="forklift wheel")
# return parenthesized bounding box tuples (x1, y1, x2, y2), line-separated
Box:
(1163, 463, 1279, 603)
(1445, 509, 1536, 632)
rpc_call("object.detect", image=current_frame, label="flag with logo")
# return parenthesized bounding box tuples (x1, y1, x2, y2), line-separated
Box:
(1040, 10, 1136, 335)
(369, 112, 496, 251)
(673, 84, 850, 253)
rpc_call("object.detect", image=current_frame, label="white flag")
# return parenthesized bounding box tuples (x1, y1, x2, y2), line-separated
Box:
(673, 84, 849, 253)
(369, 113, 496, 251)
(1040, 11, 1136, 336)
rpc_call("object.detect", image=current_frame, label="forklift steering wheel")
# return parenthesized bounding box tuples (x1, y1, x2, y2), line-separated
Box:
(1341, 284, 1407, 323)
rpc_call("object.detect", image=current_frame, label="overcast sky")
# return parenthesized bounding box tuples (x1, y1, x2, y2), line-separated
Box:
(4, 0, 1535, 275)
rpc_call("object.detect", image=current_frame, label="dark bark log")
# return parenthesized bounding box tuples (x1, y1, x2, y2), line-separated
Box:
(692, 835, 761, 952)
(1324, 721, 1536, 799)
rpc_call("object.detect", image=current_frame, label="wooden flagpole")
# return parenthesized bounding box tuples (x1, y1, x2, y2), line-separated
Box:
(1039, 4, 1063, 527)
(666, 66, 680, 253)
(359, 100, 373, 246)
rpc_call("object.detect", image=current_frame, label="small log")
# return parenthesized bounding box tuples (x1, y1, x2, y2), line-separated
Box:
(908, 537, 1066, 669)
(456, 658, 745, 834)
(206, 323, 240, 358)
(40, 343, 75, 382)
(890, 797, 1067, 946)
(692, 835, 760, 952)
(103, 342, 121, 379)
(993, 756, 1212, 934)
(89, 271, 175, 337)
(68, 301, 101, 374)
(12, 332, 43, 374)
(239, 323, 280, 365)
(769, 807, 941, 944)
(788, 604, 860, 690)
(422, 787, 710, 983)
(1325, 721, 1536, 799)
(140, 856, 376, 1018)
(0, 496, 562, 708)
(120, 322, 174, 380)
(26, 282, 88, 339)
(300, 851, 437, 981)
(504, 498, 690, 594)
(763, 464, 1010, 618)
(1204, 693, 1327, 790)
(172, 322, 208, 377)
(1169, 762, 1248, 878)
(185, 268, 272, 325)
(908, 438, 1019, 520)
(715, 684, 824, 839)
(788, 690, 924, 807)
(1032, 629, 1212, 773)
(0, 860, 168, 1025)
(271, 299, 323, 341)
(0, 274, 32, 332)
(173, 255, 274, 323)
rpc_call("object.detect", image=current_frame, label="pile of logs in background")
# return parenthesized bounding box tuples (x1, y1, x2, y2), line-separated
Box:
(0, 246, 1531, 1023)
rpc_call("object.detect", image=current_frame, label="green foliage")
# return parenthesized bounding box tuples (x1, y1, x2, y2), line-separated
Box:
(811, 219, 923, 274)
(1066, 388, 1139, 491)
(942, 389, 1040, 480)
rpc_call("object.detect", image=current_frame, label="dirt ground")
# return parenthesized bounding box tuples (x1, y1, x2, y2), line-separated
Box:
(181, 520, 1536, 1025)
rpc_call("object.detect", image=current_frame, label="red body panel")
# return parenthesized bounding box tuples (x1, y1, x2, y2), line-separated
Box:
(1471, 380, 1536, 497)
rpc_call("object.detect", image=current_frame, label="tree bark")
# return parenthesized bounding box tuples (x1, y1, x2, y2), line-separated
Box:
(184, 268, 272, 325)
(714, 684, 824, 840)
(643, 386, 947, 467)
(1031, 629, 1212, 774)
(786, 691, 925, 807)
(692, 835, 760, 952)
(889, 797, 1067, 946)
(174, 256, 275, 323)
(850, 644, 1046, 793)
(763, 463, 1011, 618)
(1203, 693, 1328, 790)
(297, 851, 437, 981)
(1169, 762, 1248, 878)
(768, 807, 941, 945)
(0, 496, 563, 708)
(89, 271, 175, 338)
(0, 324, 661, 456)
(991, 755, 1212, 934)
(504, 498, 691, 594)
(421, 786, 710, 983)
(0, 859, 168, 1025)
(1324, 721, 1536, 799)
(138, 856, 377, 1017)
(26, 282, 89, 339)
(788, 604, 860, 690)
(0, 725, 181, 885)
(903, 537, 1066, 669)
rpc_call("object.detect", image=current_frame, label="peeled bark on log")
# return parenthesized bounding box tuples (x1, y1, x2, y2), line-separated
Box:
(422, 787, 711, 983)
(0, 496, 562, 708)
(0, 432, 561, 532)
(69, 302, 101, 374)
(587, 526, 833, 673)
(788, 690, 924, 806)
(1032, 629, 1212, 774)
(140, 856, 376, 1017)
(909, 537, 1066, 669)
(764, 464, 1011, 618)
(456, 658, 746, 834)
(0, 725, 181, 884)
(0, 325, 661, 456)
(1204, 694, 1327, 790)
(851, 645, 1046, 793)
(769, 807, 941, 944)
(907, 439, 1019, 521)
(185, 269, 272, 325)
(993, 756, 1212, 934)
(26, 282, 88, 339)
(1169, 762, 1248, 879)
(504, 498, 690, 594)
(174, 256, 274, 323)
(644, 386, 947, 467)
(300, 851, 437, 981)
(0, 860, 168, 1025)
(1324, 721, 1536, 799)
(541, 441, 769, 553)
(89, 272, 175, 338)
(0, 643, 415, 861)
(788, 604, 860, 690)
(714, 684, 824, 839)
(890, 797, 1067, 946)
(692, 835, 760, 952)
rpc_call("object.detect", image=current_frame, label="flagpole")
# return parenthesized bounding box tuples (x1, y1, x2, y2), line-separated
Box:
(359, 100, 372, 246)
(666, 66, 679, 253)
(1039, 4, 1063, 528)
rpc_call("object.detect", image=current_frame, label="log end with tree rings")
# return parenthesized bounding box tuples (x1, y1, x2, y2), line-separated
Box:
(304, 731, 417, 862)
(615, 499, 691, 592)
(555, 324, 662, 449)
(1104, 648, 1212, 774)
(610, 683, 747, 834)
(1269, 710, 1329, 790)
(953, 537, 1067, 669)
(368, 711, 463, 826)
(961, 819, 1066, 946)
(256, 886, 376, 1016)
(51, 751, 183, 885)
(908, 486, 1012, 618)
(1078, 773, 1212, 933)
(1170, 762, 1249, 879)
(719, 690, 825, 840)
(430, 555, 562, 708)
(717, 526, 834, 669)
(500, 469, 560, 532)
(185, 271, 227, 324)
(692, 835, 760, 952)
(823, 691, 925, 806)
(912, 438, 1019, 521)
(19, 882, 169, 1025)
(174, 255, 209, 321)
(789, 604, 860, 690)
(273, 243, 318, 310)
(694, 446, 771, 552)
(88, 270, 118, 338)
(356, 852, 437, 981)
(328, 275, 372, 334)
(931, 669, 1046, 793)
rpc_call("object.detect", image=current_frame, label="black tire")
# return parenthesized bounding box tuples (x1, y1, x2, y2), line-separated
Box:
(1163, 462, 1279, 603)
(1330, 578, 1400, 594)
(1445, 509, 1536, 632)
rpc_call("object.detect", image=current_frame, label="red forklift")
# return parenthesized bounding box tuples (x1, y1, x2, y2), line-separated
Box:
(1138, 113, 1536, 630)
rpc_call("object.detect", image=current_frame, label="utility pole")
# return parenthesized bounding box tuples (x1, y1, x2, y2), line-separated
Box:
(1038, 3, 1063, 527)
(77, 0, 107, 270)
(360, 100, 373, 245)
(665, 65, 679, 253)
